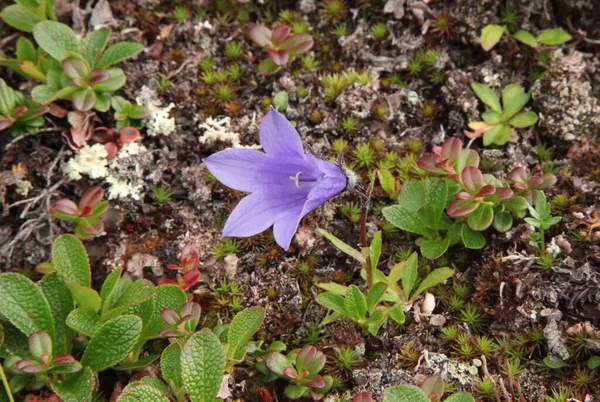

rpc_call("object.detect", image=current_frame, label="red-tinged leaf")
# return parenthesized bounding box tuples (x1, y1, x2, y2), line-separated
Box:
(441, 137, 462, 162)
(119, 127, 140, 143)
(528, 176, 543, 189)
(16, 359, 46, 373)
(167, 263, 182, 271)
(104, 143, 118, 160)
(271, 25, 291, 47)
(91, 127, 114, 144)
(78, 217, 104, 235)
(455, 191, 471, 200)
(158, 329, 180, 337)
(283, 367, 299, 380)
(258, 58, 281, 75)
(62, 58, 88, 80)
(541, 174, 557, 189)
(495, 187, 513, 201)
(447, 200, 478, 218)
(79, 186, 104, 209)
(296, 345, 317, 371)
(353, 391, 375, 402)
(181, 301, 201, 322)
(507, 166, 527, 183)
(267, 48, 289, 66)
(247, 24, 272, 47)
(0, 118, 12, 131)
(461, 166, 484, 194)
(475, 184, 496, 198)
(79, 205, 93, 217)
(13, 105, 28, 118)
(181, 270, 200, 291)
(280, 33, 314, 55)
(87, 68, 109, 85)
(53, 353, 77, 365)
(158, 278, 178, 286)
(180, 245, 200, 270)
(51, 198, 79, 216)
(301, 374, 325, 388)
(417, 154, 437, 171)
(161, 308, 179, 326)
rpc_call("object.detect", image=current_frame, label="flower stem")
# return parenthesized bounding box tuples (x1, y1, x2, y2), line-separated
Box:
(360, 205, 373, 289)
(0, 362, 15, 402)
(540, 228, 545, 254)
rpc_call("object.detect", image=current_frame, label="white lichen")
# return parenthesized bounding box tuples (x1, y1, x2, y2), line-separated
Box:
(65, 144, 109, 180)
(136, 85, 176, 137)
(104, 143, 148, 200)
(199, 116, 259, 149)
(15, 179, 33, 196)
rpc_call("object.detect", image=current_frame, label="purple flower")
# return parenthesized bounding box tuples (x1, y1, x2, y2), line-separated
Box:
(204, 108, 347, 250)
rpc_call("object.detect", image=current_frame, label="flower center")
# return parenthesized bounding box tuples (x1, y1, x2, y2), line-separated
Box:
(289, 171, 319, 188)
(289, 171, 303, 188)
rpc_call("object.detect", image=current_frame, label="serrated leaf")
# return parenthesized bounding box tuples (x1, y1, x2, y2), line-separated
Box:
(52, 234, 91, 287)
(33, 21, 79, 61)
(181, 329, 226, 402)
(412, 267, 453, 299)
(460, 224, 486, 249)
(50, 366, 95, 402)
(401, 252, 418, 297)
(119, 383, 170, 402)
(419, 238, 450, 260)
(383, 385, 429, 402)
(98, 42, 144, 68)
(80, 27, 110, 67)
(81, 315, 142, 371)
(226, 307, 265, 360)
(383, 205, 429, 236)
(67, 282, 101, 312)
(39, 274, 75, 354)
(480, 24, 506, 51)
(0, 273, 55, 340)
(537, 28, 572, 46)
(161, 342, 182, 388)
(317, 229, 366, 264)
(513, 30, 538, 48)
(0, 5, 42, 32)
(66, 309, 101, 337)
(344, 286, 367, 321)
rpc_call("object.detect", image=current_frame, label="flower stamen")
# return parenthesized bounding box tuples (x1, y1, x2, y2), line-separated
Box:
(290, 171, 303, 188)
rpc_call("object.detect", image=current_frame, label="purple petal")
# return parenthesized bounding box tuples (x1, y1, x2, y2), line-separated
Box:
(222, 189, 309, 241)
(260, 107, 305, 157)
(301, 158, 347, 216)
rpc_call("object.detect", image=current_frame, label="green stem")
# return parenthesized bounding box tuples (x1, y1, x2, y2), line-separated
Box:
(540, 228, 545, 254)
(0, 361, 15, 402)
(360, 206, 373, 288)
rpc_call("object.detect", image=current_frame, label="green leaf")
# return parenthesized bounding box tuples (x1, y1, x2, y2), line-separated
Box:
(80, 27, 110, 67)
(512, 30, 538, 48)
(493, 211, 513, 232)
(273, 91, 288, 112)
(81, 315, 142, 371)
(509, 111, 538, 128)
(420, 180, 448, 229)
(142, 285, 187, 339)
(181, 329, 226, 402)
(93, 67, 126, 92)
(66, 309, 101, 337)
(317, 282, 348, 296)
(226, 307, 265, 360)
(460, 224, 486, 249)
(119, 383, 171, 402)
(39, 274, 75, 354)
(482, 110, 502, 124)
(388, 304, 405, 325)
(67, 282, 101, 312)
(0, 273, 55, 340)
(140, 377, 172, 397)
(50, 366, 95, 402)
(396, 181, 425, 212)
(100, 268, 123, 315)
(52, 234, 91, 287)
(97, 42, 144, 68)
(503, 195, 528, 213)
(258, 58, 281, 75)
(33, 21, 79, 61)
(467, 203, 494, 231)
(0, 5, 42, 32)
(161, 342, 183, 389)
(471, 82, 502, 112)
(480, 24, 506, 51)
(383, 385, 429, 402)
(317, 229, 366, 264)
(401, 252, 418, 297)
(445, 393, 476, 402)
(537, 28, 572, 46)
(316, 293, 348, 317)
(102, 279, 155, 321)
(0, 320, 29, 358)
(16, 37, 37, 61)
(412, 267, 453, 299)
(419, 238, 450, 260)
(383, 205, 429, 236)
(344, 286, 367, 321)
(117, 354, 159, 370)
(369, 231, 382, 270)
(285, 384, 308, 399)
(587, 356, 600, 369)
(366, 282, 388, 313)
(502, 84, 529, 119)
(542, 356, 567, 369)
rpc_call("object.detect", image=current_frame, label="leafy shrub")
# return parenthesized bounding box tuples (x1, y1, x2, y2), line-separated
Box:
(0, 78, 48, 137)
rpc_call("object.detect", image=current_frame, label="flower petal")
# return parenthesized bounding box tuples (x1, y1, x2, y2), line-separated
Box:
(223, 189, 309, 241)
(301, 159, 347, 217)
(260, 107, 305, 157)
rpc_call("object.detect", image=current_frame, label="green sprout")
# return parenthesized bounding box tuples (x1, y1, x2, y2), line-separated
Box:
(225, 42, 243, 59)
(353, 144, 375, 168)
(340, 116, 359, 134)
(333, 23, 349, 38)
(173, 6, 191, 22)
(151, 184, 174, 205)
(371, 23, 389, 40)
(213, 238, 241, 260)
